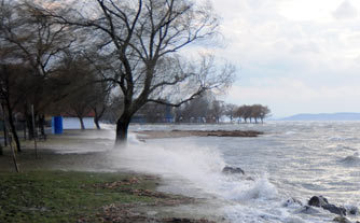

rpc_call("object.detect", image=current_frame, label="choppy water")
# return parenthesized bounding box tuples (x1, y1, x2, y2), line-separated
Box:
(58, 122, 360, 222)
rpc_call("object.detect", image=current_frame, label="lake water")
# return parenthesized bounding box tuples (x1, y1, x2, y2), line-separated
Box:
(62, 117, 94, 129)
(56, 121, 360, 222)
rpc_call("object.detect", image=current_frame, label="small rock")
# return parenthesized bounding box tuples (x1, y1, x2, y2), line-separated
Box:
(323, 204, 346, 216)
(246, 176, 254, 181)
(162, 218, 216, 223)
(347, 206, 359, 215)
(308, 196, 329, 207)
(308, 196, 346, 216)
(222, 166, 245, 175)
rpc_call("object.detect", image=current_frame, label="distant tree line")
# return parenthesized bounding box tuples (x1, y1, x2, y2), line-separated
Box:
(134, 92, 271, 124)
(233, 104, 271, 123)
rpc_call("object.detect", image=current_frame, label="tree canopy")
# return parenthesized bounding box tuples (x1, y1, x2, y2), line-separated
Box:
(46, 0, 235, 143)
(0, 0, 236, 147)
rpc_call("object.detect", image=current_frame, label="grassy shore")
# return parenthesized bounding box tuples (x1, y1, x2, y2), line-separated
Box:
(0, 169, 214, 223)
(0, 131, 219, 223)
(0, 171, 159, 222)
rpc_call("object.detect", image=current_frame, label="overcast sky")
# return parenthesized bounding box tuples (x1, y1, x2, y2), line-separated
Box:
(210, 0, 360, 117)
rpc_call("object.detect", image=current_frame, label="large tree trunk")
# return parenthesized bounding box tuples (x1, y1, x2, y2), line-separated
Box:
(115, 114, 131, 145)
(94, 115, 101, 130)
(93, 108, 101, 130)
(26, 114, 34, 140)
(39, 114, 46, 140)
(93, 106, 106, 130)
(78, 116, 85, 130)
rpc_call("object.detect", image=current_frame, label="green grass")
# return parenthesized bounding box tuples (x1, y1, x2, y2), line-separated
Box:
(0, 171, 158, 223)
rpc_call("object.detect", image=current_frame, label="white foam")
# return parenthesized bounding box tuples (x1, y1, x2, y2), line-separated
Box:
(219, 175, 278, 202)
(223, 204, 310, 223)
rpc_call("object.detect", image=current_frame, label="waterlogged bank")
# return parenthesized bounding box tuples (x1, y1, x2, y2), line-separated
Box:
(0, 131, 224, 223)
(2, 122, 360, 223)
(0, 170, 216, 223)
(0, 171, 154, 222)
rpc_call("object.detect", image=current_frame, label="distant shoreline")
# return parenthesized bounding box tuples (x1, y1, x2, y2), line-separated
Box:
(280, 112, 360, 121)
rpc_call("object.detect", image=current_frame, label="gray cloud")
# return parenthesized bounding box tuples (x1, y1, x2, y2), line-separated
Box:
(333, 0, 358, 20)
(290, 42, 321, 54)
(211, 0, 360, 116)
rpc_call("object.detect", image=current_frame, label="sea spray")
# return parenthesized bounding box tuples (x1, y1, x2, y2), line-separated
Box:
(108, 136, 284, 222)
(103, 123, 360, 223)
(112, 136, 279, 201)
(110, 137, 227, 196)
(217, 173, 278, 202)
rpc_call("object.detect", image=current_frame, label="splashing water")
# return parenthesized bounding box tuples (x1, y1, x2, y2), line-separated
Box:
(106, 136, 284, 222)
(48, 122, 360, 222)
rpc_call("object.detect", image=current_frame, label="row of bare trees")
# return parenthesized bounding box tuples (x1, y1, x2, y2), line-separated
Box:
(178, 99, 271, 124)
(0, 0, 235, 148)
(134, 92, 225, 123)
(176, 93, 224, 123)
(226, 104, 271, 124)
(135, 92, 271, 124)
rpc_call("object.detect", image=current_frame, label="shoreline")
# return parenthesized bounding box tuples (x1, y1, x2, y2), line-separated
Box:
(0, 169, 219, 223)
(0, 131, 226, 223)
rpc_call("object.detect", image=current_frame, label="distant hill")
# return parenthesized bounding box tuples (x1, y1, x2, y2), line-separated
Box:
(281, 113, 360, 121)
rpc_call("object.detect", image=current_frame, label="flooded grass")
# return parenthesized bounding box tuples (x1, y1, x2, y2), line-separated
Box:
(0, 129, 251, 223)
(0, 130, 215, 223)
(0, 171, 160, 223)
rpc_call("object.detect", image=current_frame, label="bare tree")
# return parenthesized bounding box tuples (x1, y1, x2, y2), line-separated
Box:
(0, 0, 75, 140)
(0, 56, 41, 151)
(53, 55, 94, 130)
(224, 103, 238, 123)
(234, 104, 271, 124)
(89, 83, 111, 130)
(181, 96, 209, 123)
(259, 105, 271, 124)
(45, 0, 234, 144)
(235, 105, 251, 123)
(206, 100, 224, 123)
(250, 104, 262, 123)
